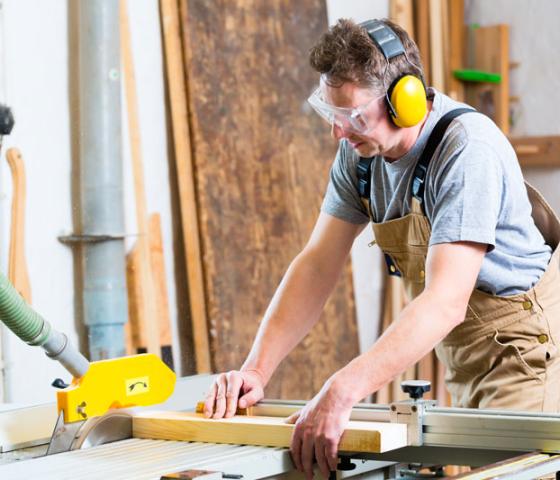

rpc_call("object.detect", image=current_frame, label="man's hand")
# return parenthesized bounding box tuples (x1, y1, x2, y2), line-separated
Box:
(204, 369, 266, 419)
(286, 376, 354, 480)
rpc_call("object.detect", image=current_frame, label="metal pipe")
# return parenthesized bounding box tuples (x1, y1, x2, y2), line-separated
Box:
(78, 0, 127, 360)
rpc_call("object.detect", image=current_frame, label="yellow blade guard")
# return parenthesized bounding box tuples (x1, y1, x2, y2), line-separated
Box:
(57, 354, 176, 423)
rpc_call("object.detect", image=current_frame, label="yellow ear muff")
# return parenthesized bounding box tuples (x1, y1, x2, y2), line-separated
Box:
(389, 75, 428, 128)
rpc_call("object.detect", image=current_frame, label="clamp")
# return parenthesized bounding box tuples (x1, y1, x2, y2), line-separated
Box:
(390, 380, 436, 446)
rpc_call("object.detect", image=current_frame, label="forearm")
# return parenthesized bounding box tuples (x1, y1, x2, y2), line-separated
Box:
(241, 248, 346, 384)
(335, 290, 466, 404)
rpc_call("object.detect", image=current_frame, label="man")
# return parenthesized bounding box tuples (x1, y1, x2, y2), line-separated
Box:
(204, 18, 560, 479)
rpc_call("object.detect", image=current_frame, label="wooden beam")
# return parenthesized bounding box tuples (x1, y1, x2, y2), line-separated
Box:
(160, 0, 211, 373)
(414, 0, 431, 84)
(447, 0, 465, 101)
(121, 0, 161, 356)
(428, 0, 445, 91)
(133, 411, 408, 454)
(6, 148, 32, 304)
(509, 136, 560, 168)
(390, 0, 415, 37)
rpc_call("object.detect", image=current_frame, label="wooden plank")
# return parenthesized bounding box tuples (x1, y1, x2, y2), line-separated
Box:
(509, 136, 560, 168)
(126, 215, 175, 369)
(414, 0, 431, 84)
(133, 411, 408, 454)
(175, 1, 359, 398)
(148, 213, 174, 368)
(126, 243, 143, 352)
(390, 0, 414, 37)
(121, 0, 160, 356)
(447, 0, 465, 101)
(428, 0, 445, 91)
(159, 0, 211, 373)
(5, 148, 32, 304)
(464, 25, 510, 134)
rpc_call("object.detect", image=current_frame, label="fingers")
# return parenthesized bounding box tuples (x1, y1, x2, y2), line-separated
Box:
(290, 427, 303, 473)
(203, 381, 217, 418)
(315, 441, 330, 480)
(285, 411, 300, 424)
(238, 385, 264, 409)
(213, 374, 228, 418)
(224, 371, 243, 418)
(325, 439, 339, 476)
(301, 430, 315, 480)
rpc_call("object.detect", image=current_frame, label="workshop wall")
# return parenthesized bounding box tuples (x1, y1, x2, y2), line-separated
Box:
(464, 0, 560, 212)
(0, 0, 179, 404)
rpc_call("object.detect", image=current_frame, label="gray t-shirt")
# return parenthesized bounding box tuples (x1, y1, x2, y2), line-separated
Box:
(321, 88, 552, 295)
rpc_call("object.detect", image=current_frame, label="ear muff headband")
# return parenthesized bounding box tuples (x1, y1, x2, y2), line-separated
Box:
(360, 19, 427, 128)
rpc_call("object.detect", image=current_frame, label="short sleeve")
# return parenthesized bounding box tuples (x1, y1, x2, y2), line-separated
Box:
(428, 140, 504, 250)
(321, 141, 370, 225)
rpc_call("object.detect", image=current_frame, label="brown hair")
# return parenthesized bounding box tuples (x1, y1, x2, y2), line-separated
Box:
(309, 18, 425, 93)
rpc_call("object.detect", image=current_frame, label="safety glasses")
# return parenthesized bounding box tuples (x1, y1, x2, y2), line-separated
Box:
(307, 86, 385, 135)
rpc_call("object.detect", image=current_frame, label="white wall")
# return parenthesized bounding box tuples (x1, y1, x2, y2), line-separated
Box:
(0, 0, 178, 405)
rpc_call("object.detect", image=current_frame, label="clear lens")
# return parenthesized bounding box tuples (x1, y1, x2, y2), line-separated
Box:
(307, 87, 383, 135)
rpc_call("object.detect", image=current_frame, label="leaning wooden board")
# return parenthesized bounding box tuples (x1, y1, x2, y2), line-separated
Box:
(133, 411, 408, 454)
(177, 0, 359, 397)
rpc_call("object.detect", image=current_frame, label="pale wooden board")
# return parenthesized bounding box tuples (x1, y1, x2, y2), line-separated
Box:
(121, 0, 160, 356)
(159, 0, 211, 373)
(429, 0, 445, 91)
(447, 0, 465, 101)
(414, 0, 431, 83)
(6, 148, 31, 304)
(133, 411, 408, 454)
(509, 136, 560, 168)
(390, 0, 414, 37)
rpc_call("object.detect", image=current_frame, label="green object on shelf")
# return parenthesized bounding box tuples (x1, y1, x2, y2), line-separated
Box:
(453, 69, 502, 84)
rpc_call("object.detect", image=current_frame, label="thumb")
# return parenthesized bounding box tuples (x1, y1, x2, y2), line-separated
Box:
(238, 387, 263, 409)
(285, 410, 300, 424)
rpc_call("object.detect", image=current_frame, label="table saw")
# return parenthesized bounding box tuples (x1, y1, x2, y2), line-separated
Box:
(2, 373, 560, 480)
(0, 237, 559, 479)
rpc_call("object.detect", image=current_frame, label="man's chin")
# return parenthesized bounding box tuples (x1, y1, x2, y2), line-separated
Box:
(351, 142, 378, 157)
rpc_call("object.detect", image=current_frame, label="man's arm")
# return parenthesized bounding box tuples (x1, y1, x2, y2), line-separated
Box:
(204, 212, 366, 418)
(330, 240, 487, 403)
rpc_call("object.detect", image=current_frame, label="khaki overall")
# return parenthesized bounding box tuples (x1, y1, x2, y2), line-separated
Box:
(362, 112, 560, 412)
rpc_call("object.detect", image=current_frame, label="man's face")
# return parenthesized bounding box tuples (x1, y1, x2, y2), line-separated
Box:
(320, 81, 394, 158)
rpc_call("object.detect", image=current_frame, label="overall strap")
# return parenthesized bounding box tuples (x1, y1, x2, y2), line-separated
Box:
(411, 107, 476, 204)
(356, 107, 476, 218)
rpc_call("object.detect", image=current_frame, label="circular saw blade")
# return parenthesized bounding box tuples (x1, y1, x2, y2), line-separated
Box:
(71, 410, 134, 450)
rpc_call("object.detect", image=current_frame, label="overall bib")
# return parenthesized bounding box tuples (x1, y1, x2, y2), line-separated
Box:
(359, 109, 560, 411)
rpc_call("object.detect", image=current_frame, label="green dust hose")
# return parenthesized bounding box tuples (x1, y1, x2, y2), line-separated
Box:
(0, 272, 90, 378)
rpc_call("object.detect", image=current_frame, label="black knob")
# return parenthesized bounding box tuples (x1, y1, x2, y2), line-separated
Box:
(401, 380, 431, 400)
(52, 378, 69, 389)
(0, 105, 14, 135)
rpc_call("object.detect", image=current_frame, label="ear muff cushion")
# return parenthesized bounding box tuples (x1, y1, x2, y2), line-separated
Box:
(389, 75, 427, 128)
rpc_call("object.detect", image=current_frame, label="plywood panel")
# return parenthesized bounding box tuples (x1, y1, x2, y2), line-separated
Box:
(133, 411, 408, 453)
(178, 0, 359, 399)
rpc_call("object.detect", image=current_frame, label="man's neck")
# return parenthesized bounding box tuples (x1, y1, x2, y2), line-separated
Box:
(384, 100, 433, 162)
